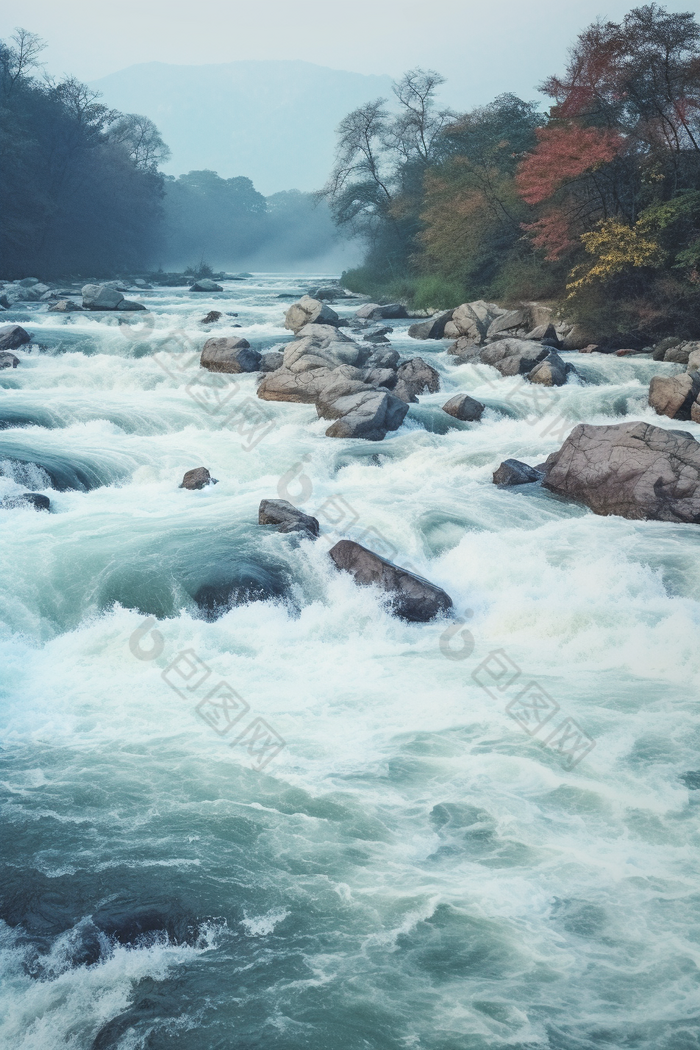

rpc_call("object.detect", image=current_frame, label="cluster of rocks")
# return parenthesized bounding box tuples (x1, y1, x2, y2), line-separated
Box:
(0, 277, 154, 313)
(493, 420, 700, 524)
(409, 299, 579, 387)
(0, 324, 31, 368)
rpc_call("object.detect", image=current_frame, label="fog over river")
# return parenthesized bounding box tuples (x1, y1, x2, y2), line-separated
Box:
(1, 275, 699, 1049)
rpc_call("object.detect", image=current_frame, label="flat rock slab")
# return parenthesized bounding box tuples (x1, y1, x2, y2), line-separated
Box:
(259, 498, 319, 537)
(543, 420, 700, 522)
(329, 539, 453, 621)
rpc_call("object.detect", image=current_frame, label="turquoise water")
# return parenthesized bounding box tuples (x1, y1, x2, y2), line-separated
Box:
(1, 276, 699, 1049)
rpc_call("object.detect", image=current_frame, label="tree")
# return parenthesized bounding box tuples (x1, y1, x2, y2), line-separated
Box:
(108, 113, 171, 172)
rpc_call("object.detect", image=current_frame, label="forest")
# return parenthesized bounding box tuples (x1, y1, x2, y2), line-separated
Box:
(0, 30, 342, 278)
(325, 4, 700, 339)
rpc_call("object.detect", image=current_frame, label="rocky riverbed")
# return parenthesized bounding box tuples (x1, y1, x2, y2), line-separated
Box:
(1, 273, 699, 1050)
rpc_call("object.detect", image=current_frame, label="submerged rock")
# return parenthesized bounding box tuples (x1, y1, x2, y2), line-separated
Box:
(2, 492, 50, 511)
(258, 498, 319, 538)
(493, 459, 544, 486)
(0, 324, 31, 351)
(180, 467, 218, 490)
(328, 539, 453, 621)
(442, 393, 484, 421)
(0, 352, 20, 369)
(116, 299, 147, 311)
(200, 337, 261, 373)
(543, 421, 700, 522)
(200, 310, 222, 324)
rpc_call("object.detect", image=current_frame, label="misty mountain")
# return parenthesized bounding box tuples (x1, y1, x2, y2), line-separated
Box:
(90, 61, 393, 195)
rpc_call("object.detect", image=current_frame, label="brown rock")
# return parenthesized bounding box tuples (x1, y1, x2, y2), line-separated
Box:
(258, 499, 319, 537)
(442, 393, 484, 421)
(648, 373, 700, 420)
(180, 467, 218, 490)
(200, 337, 261, 373)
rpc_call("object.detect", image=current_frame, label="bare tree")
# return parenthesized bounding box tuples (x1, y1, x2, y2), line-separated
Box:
(2, 28, 46, 94)
(388, 68, 454, 163)
(108, 113, 171, 171)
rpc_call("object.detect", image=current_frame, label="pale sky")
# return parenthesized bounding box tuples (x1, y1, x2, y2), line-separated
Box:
(2, 0, 697, 110)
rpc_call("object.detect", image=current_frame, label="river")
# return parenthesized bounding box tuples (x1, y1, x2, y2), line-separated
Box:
(1, 274, 699, 1049)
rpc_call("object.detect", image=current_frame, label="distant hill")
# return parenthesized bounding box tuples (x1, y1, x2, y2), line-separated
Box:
(90, 61, 393, 195)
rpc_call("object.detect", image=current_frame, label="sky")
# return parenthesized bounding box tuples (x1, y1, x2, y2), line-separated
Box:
(2, 0, 697, 111)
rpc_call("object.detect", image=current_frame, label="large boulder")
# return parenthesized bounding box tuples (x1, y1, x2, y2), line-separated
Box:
(260, 350, 285, 372)
(560, 324, 594, 352)
(0, 325, 30, 351)
(0, 352, 20, 369)
(285, 296, 340, 333)
(328, 539, 453, 622)
(485, 308, 526, 341)
(325, 390, 409, 440)
(257, 366, 335, 403)
(442, 393, 484, 421)
(259, 499, 319, 538)
(480, 338, 550, 377)
(408, 310, 454, 340)
(284, 324, 366, 372)
(355, 302, 408, 320)
(527, 350, 572, 386)
(648, 372, 700, 420)
(393, 357, 440, 402)
(180, 467, 218, 490)
(542, 421, 700, 522)
(446, 338, 482, 363)
(493, 459, 544, 486)
(49, 299, 82, 312)
(200, 336, 261, 373)
(190, 279, 223, 292)
(82, 284, 124, 310)
(116, 300, 147, 311)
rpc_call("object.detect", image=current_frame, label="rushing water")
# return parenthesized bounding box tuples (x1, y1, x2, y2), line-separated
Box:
(1, 275, 699, 1050)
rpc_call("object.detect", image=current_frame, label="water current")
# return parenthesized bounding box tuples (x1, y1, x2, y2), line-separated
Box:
(1, 275, 699, 1049)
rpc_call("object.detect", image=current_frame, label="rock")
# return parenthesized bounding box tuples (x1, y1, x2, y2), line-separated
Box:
(527, 350, 571, 386)
(315, 375, 376, 419)
(648, 372, 700, 420)
(362, 323, 393, 343)
(366, 347, 400, 370)
(542, 421, 700, 522)
(307, 285, 352, 300)
(2, 492, 50, 511)
(480, 338, 549, 377)
(116, 300, 147, 311)
(134, 279, 148, 287)
(493, 459, 544, 485)
(325, 389, 409, 440)
(393, 357, 440, 402)
(363, 367, 397, 389)
(485, 309, 526, 341)
(82, 284, 124, 310)
(48, 299, 82, 312)
(190, 279, 223, 292)
(328, 539, 453, 622)
(257, 366, 335, 404)
(687, 348, 700, 373)
(200, 310, 222, 324)
(442, 393, 484, 421)
(283, 325, 367, 372)
(561, 325, 594, 352)
(408, 310, 454, 340)
(0, 324, 30, 351)
(355, 303, 408, 320)
(284, 296, 340, 333)
(180, 467, 218, 490)
(260, 350, 285, 372)
(523, 302, 553, 329)
(0, 352, 20, 369)
(18, 278, 39, 287)
(258, 498, 319, 537)
(446, 338, 482, 362)
(524, 322, 560, 346)
(200, 337, 261, 373)
(0, 295, 11, 309)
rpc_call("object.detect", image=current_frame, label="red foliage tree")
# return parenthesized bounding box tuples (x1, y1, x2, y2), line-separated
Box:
(516, 125, 624, 205)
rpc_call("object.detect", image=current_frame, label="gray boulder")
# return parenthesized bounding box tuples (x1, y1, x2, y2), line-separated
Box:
(0, 352, 20, 369)
(201, 337, 261, 373)
(2, 492, 50, 511)
(116, 300, 147, 311)
(258, 498, 319, 538)
(49, 299, 82, 312)
(493, 459, 544, 486)
(485, 309, 526, 341)
(393, 357, 440, 402)
(18, 278, 39, 287)
(356, 302, 408, 320)
(480, 338, 550, 377)
(366, 347, 400, 370)
(285, 296, 340, 333)
(446, 338, 482, 363)
(82, 284, 124, 309)
(260, 350, 285, 372)
(325, 390, 409, 440)
(648, 372, 700, 420)
(408, 310, 454, 340)
(362, 323, 393, 343)
(190, 279, 223, 292)
(0, 325, 30, 351)
(442, 393, 484, 421)
(258, 366, 335, 404)
(363, 367, 397, 389)
(542, 421, 700, 522)
(180, 467, 218, 490)
(328, 539, 453, 621)
(527, 350, 571, 386)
